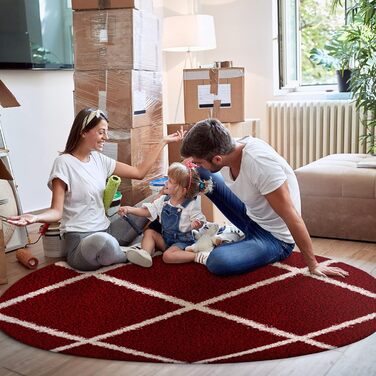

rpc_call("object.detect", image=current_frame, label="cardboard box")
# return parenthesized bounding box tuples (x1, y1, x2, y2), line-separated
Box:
(0, 79, 20, 283)
(73, 9, 160, 71)
(0, 80, 20, 108)
(0, 80, 19, 181)
(0, 159, 12, 181)
(72, 0, 153, 12)
(0, 221, 7, 284)
(74, 69, 162, 129)
(166, 123, 194, 164)
(102, 126, 165, 205)
(183, 68, 245, 123)
(103, 126, 165, 185)
(166, 120, 257, 164)
(120, 178, 157, 206)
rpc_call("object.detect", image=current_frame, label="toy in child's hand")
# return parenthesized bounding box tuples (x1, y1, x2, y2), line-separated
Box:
(185, 223, 219, 253)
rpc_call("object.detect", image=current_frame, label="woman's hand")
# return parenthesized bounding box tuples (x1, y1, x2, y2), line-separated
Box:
(163, 127, 186, 144)
(7, 214, 38, 226)
(309, 264, 349, 278)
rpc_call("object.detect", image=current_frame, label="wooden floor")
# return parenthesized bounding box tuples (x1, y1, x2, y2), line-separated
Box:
(0, 225, 375, 376)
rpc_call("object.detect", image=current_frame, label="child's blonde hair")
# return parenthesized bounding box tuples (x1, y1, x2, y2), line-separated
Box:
(168, 162, 212, 199)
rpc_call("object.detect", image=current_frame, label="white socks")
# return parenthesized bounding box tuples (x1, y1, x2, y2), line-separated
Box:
(194, 251, 211, 265)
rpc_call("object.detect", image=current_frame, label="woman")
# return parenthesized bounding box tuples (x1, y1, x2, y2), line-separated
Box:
(8, 108, 184, 271)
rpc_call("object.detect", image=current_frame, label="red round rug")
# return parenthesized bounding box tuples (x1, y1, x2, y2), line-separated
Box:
(0, 253, 375, 364)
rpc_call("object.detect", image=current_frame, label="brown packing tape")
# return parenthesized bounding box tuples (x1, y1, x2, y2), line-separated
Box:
(99, 0, 109, 8)
(16, 248, 39, 270)
(212, 99, 221, 119)
(209, 68, 219, 95)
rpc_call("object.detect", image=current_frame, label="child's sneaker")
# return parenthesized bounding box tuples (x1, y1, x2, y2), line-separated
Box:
(212, 225, 244, 245)
(121, 244, 153, 267)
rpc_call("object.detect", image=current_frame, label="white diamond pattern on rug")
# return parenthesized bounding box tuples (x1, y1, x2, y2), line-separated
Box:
(0, 253, 375, 364)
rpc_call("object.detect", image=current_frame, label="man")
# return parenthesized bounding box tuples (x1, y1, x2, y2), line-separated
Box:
(181, 118, 348, 277)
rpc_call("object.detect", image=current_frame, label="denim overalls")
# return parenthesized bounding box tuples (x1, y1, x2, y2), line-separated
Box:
(161, 195, 195, 250)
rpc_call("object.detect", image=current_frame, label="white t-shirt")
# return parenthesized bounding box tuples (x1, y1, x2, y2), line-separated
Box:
(48, 152, 116, 234)
(142, 195, 206, 233)
(221, 136, 301, 243)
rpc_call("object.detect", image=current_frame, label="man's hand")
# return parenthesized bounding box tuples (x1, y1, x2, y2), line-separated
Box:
(309, 264, 349, 278)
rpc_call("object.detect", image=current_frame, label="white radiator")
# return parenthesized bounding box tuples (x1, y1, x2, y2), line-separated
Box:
(267, 100, 369, 169)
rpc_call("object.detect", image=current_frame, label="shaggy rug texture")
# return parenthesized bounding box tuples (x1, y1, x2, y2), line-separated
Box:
(0, 253, 375, 363)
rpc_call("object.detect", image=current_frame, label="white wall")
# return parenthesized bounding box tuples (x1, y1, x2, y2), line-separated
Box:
(1, 0, 275, 213)
(162, 0, 274, 138)
(0, 70, 74, 213)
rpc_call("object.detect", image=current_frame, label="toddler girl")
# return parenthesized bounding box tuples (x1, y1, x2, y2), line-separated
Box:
(119, 162, 212, 267)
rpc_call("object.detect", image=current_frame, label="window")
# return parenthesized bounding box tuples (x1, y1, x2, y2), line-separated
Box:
(278, 0, 347, 90)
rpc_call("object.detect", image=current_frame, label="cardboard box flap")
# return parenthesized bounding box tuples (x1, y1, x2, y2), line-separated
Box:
(0, 159, 13, 180)
(0, 81, 20, 108)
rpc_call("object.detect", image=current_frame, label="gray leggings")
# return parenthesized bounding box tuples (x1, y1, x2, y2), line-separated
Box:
(62, 214, 148, 271)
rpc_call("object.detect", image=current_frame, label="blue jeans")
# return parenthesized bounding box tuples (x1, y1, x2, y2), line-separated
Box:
(199, 168, 295, 276)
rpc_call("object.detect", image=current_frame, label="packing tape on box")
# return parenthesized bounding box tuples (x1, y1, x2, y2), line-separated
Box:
(209, 68, 219, 95)
(16, 248, 39, 270)
(212, 99, 221, 119)
(103, 175, 121, 211)
(99, 0, 110, 9)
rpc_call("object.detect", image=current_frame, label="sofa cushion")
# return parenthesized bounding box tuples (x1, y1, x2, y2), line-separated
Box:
(295, 154, 376, 199)
(295, 154, 376, 242)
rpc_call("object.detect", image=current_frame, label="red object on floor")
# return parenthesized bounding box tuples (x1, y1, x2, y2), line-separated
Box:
(0, 253, 375, 364)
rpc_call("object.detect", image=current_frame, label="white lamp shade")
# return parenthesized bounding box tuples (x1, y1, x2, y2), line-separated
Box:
(162, 14, 216, 52)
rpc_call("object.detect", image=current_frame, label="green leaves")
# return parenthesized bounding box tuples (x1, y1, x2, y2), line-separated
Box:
(309, 24, 358, 72)
(331, 0, 376, 153)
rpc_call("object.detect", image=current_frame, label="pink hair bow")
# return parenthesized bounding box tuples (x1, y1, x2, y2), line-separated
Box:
(185, 160, 198, 169)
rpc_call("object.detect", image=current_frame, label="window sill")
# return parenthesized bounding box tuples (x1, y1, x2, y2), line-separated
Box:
(274, 87, 353, 101)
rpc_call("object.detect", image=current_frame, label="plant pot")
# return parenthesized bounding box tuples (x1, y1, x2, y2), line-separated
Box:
(336, 69, 352, 92)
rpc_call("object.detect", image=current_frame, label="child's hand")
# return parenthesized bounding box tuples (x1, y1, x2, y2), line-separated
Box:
(118, 206, 129, 216)
(191, 219, 204, 230)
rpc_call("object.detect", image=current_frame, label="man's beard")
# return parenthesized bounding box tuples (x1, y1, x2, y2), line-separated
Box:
(209, 163, 222, 173)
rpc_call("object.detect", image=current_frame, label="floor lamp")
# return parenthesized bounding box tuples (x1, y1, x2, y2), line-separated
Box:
(162, 14, 216, 122)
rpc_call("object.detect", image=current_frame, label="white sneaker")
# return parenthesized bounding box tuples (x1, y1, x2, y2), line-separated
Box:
(212, 225, 244, 245)
(121, 244, 153, 268)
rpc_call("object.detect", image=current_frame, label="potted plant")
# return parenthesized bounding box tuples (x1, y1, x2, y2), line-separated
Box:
(309, 24, 358, 92)
(330, 0, 376, 153)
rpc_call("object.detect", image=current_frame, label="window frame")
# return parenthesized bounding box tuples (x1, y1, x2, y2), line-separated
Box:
(275, 0, 349, 95)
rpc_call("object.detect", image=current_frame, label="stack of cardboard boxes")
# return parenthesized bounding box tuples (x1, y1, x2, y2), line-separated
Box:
(72, 0, 163, 205)
(167, 66, 259, 222)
